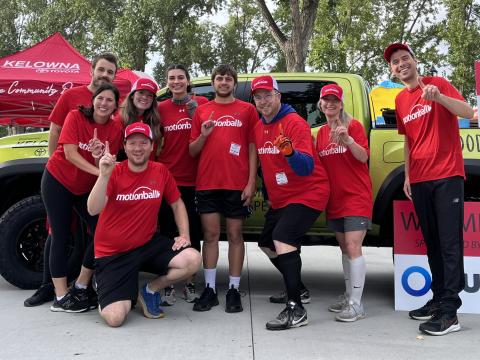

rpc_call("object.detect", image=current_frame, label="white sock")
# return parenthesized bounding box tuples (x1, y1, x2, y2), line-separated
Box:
(204, 268, 217, 292)
(342, 254, 351, 299)
(146, 283, 155, 294)
(229, 276, 241, 290)
(349, 256, 366, 306)
(56, 294, 65, 301)
(74, 282, 87, 290)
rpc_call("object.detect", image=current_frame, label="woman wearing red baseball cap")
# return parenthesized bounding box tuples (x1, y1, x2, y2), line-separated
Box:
(315, 83, 373, 322)
(116, 77, 162, 160)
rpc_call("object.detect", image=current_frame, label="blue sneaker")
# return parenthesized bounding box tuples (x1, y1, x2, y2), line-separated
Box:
(138, 284, 165, 319)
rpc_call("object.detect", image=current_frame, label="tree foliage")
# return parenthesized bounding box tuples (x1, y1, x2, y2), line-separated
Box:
(308, 0, 442, 85)
(442, 0, 480, 103)
(1, 0, 479, 100)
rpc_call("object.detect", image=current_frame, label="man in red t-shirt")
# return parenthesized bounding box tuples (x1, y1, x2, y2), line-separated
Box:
(24, 53, 120, 308)
(251, 75, 330, 330)
(88, 122, 201, 327)
(385, 43, 474, 336)
(189, 64, 257, 313)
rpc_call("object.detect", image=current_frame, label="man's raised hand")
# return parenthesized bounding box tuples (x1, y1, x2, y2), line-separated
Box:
(273, 123, 293, 156)
(201, 111, 215, 137)
(418, 76, 440, 102)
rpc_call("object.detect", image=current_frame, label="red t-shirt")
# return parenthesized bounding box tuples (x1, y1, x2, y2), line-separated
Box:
(395, 76, 465, 183)
(316, 119, 373, 219)
(46, 110, 123, 195)
(157, 96, 209, 186)
(94, 161, 180, 257)
(190, 99, 258, 191)
(113, 112, 158, 161)
(49, 85, 92, 127)
(253, 112, 330, 211)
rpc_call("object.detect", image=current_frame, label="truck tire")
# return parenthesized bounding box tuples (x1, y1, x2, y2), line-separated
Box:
(0, 195, 84, 289)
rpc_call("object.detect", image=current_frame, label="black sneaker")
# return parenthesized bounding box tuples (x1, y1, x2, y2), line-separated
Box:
(409, 299, 440, 320)
(192, 285, 219, 312)
(24, 283, 55, 307)
(266, 300, 308, 330)
(269, 288, 311, 304)
(419, 312, 461, 336)
(50, 288, 89, 313)
(225, 285, 243, 313)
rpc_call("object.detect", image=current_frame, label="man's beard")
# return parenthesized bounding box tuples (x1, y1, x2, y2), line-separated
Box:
(93, 77, 112, 88)
(215, 89, 233, 98)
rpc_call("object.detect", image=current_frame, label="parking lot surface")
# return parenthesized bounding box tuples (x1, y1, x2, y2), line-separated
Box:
(1, 243, 479, 360)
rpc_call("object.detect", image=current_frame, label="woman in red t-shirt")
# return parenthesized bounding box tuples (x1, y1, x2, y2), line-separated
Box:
(116, 78, 161, 160)
(42, 83, 123, 313)
(315, 84, 373, 322)
(157, 64, 209, 305)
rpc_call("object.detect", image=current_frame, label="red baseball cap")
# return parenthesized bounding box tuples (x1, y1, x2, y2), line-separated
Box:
(384, 43, 415, 62)
(124, 122, 153, 140)
(131, 78, 158, 95)
(251, 75, 279, 93)
(320, 84, 344, 101)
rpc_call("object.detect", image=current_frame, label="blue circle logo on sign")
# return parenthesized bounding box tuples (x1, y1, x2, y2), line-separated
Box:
(401, 266, 431, 297)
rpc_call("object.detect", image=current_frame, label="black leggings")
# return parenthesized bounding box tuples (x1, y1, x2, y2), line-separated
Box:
(41, 169, 97, 278)
(158, 186, 202, 252)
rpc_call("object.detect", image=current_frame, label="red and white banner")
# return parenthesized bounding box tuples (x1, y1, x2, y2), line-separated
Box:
(394, 200, 480, 314)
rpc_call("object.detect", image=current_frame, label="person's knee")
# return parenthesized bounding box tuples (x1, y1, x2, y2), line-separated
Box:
(100, 302, 130, 327)
(186, 249, 202, 271)
(101, 309, 127, 327)
(344, 241, 362, 258)
(227, 229, 243, 246)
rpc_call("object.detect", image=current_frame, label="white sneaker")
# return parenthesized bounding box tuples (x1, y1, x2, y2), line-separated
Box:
(328, 293, 348, 313)
(162, 286, 176, 306)
(335, 302, 365, 322)
(182, 283, 198, 303)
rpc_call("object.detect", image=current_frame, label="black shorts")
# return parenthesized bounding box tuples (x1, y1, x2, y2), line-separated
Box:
(95, 233, 186, 309)
(196, 189, 251, 219)
(258, 203, 321, 251)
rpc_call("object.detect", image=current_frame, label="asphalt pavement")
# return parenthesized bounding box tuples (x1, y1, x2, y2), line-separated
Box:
(0, 243, 479, 360)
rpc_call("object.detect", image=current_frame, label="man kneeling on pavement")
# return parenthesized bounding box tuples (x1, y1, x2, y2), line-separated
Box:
(87, 122, 201, 327)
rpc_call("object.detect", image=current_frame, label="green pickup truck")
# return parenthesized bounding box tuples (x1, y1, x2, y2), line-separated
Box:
(1, 72, 479, 289)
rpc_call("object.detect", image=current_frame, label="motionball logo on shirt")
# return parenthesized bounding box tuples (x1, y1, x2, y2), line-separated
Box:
(116, 186, 160, 201)
(394, 201, 480, 314)
(403, 104, 432, 124)
(163, 118, 192, 132)
(258, 141, 280, 155)
(214, 115, 243, 127)
(318, 142, 347, 157)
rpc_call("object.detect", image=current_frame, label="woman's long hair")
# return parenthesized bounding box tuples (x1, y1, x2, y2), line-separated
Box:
(78, 83, 120, 123)
(120, 91, 162, 143)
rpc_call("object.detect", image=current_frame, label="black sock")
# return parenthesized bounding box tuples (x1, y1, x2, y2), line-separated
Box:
(271, 256, 307, 291)
(277, 251, 303, 307)
(269, 256, 282, 274)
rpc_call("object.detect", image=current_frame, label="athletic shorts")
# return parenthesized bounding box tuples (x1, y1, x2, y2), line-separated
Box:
(95, 233, 186, 309)
(196, 189, 251, 219)
(327, 216, 372, 233)
(258, 203, 321, 251)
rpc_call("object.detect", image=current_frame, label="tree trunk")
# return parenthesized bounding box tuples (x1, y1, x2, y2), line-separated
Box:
(256, 0, 319, 72)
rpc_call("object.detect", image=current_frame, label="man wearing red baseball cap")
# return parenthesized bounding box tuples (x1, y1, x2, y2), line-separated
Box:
(251, 75, 330, 330)
(87, 122, 201, 327)
(385, 42, 473, 335)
